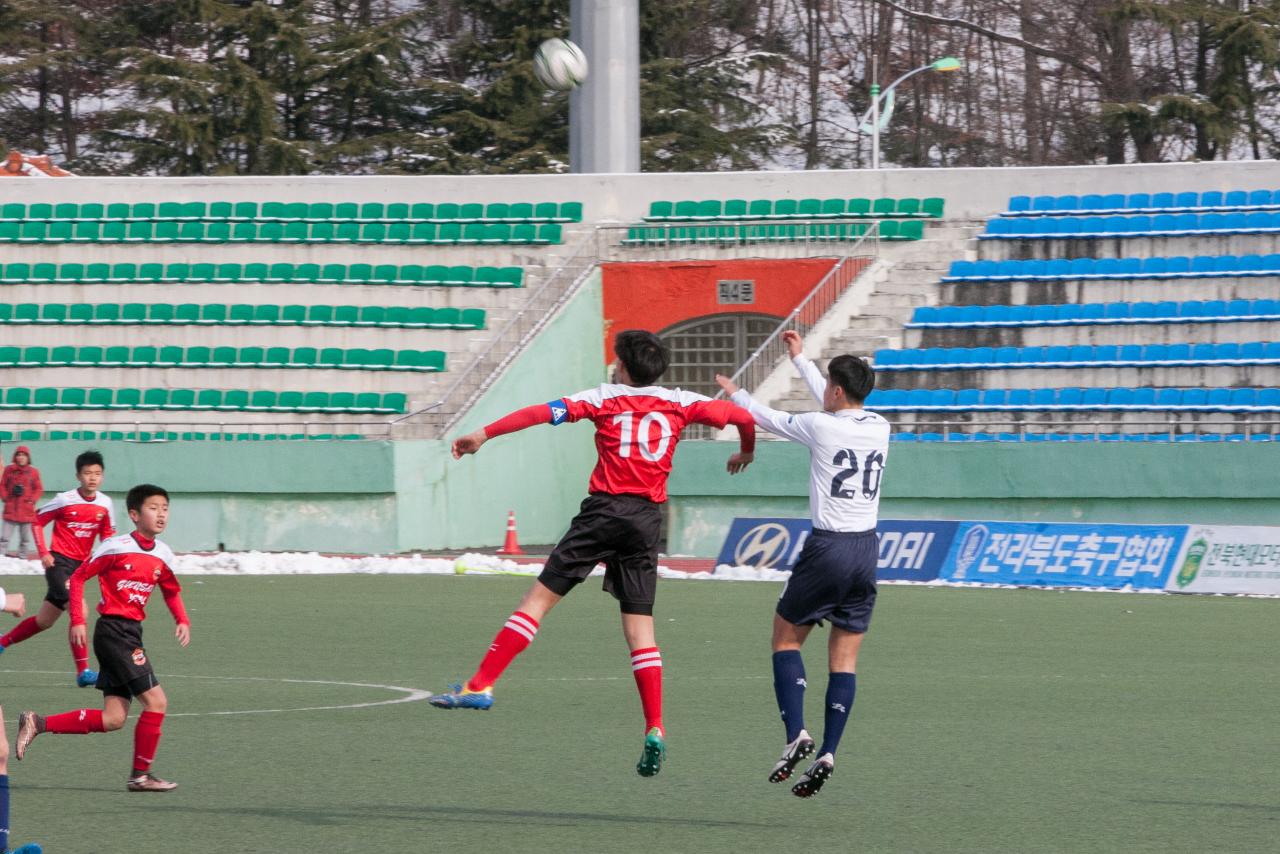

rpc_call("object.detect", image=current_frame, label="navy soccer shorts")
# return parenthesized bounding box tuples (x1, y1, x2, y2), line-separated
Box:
(776, 528, 879, 634)
(538, 493, 662, 615)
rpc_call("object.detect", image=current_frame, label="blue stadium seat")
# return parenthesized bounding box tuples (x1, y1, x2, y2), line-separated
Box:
(1191, 343, 1217, 362)
(956, 389, 982, 407)
(1130, 302, 1157, 321)
(1151, 214, 1177, 233)
(873, 349, 898, 367)
(989, 346, 1016, 364)
(1215, 255, 1241, 274)
(1100, 193, 1125, 210)
(1106, 388, 1134, 407)
(894, 432, 917, 442)
(1006, 389, 1032, 408)
(1236, 342, 1260, 361)
(1054, 195, 1079, 212)
(1079, 304, 1106, 322)
(1044, 345, 1070, 364)
(1045, 259, 1072, 278)
(1019, 346, 1047, 364)
(1201, 299, 1227, 316)
(1258, 389, 1280, 409)
(1175, 191, 1199, 209)
(1068, 345, 1093, 363)
(1249, 189, 1273, 208)
(930, 389, 957, 407)
(980, 389, 1006, 408)
(1134, 388, 1158, 408)
(1151, 192, 1175, 210)
(1080, 388, 1108, 408)
(1220, 212, 1247, 232)
(1080, 194, 1106, 211)
(1069, 258, 1095, 277)
(1094, 258, 1123, 277)
(1164, 344, 1191, 362)
(909, 307, 936, 325)
(1095, 216, 1123, 234)
(1206, 388, 1232, 408)
(955, 306, 984, 324)
(923, 348, 947, 366)
(1031, 218, 1058, 236)
(985, 219, 1013, 236)
(1230, 389, 1257, 408)
(1126, 193, 1150, 210)
(968, 346, 994, 364)
(1180, 388, 1207, 408)
(1244, 211, 1272, 232)
(1030, 305, 1056, 324)
(1031, 195, 1056, 213)
(905, 389, 933, 408)
(1265, 343, 1280, 360)
(1057, 387, 1084, 407)
(919, 433, 944, 442)
(1008, 195, 1031, 213)
(1200, 191, 1224, 209)
(1238, 254, 1265, 274)
(988, 306, 1015, 324)
(974, 260, 1002, 278)
(1140, 257, 1167, 277)
(1095, 345, 1119, 363)
(946, 260, 975, 279)
(1057, 304, 1083, 323)
(1031, 388, 1056, 407)
(1103, 302, 1130, 321)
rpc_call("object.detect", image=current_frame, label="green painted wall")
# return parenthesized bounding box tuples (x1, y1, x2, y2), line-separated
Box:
(666, 442, 1280, 557)
(393, 267, 604, 550)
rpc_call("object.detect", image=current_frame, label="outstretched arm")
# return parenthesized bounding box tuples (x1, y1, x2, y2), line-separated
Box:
(451, 403, 556, 459)
(716, 374, 820, 446)
(784, 331, 827, 404)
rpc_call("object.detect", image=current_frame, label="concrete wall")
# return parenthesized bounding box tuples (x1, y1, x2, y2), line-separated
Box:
(666, 440, 1280, 557)
(3, 160, 1276, 224)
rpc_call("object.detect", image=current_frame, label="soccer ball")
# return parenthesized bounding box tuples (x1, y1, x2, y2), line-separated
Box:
(533, 38, 588, 91)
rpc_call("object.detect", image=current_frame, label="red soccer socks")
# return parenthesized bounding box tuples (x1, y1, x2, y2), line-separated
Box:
(132, 711, 164, 773)
(43, 709, 105, 734)
(70, 635, 90, 675)
(465, 611, 539, 693)
(0, 617, 42, 649)
(630, 647, 664, 735)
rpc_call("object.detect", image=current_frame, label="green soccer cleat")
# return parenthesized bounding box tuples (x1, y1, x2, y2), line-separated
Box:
(636, 727, 666, 777)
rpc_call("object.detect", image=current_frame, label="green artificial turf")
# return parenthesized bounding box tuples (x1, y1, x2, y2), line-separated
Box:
(0, 574, 1275, 853)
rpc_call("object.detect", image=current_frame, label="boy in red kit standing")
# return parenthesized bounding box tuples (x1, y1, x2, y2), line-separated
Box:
(15, 484, 190, 793)
(429, 330, 756, 777)
(0, 450, 114, 687)
(1, 446, 42, 559)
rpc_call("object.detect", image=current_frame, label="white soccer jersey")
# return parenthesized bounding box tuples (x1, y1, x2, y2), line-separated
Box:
(731, 354, 890, 533)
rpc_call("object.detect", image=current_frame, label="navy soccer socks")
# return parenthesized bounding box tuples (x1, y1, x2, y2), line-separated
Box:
(771, 650, 807, 742)
(0, 774, 9, 850)
(818, 672, 857, 757)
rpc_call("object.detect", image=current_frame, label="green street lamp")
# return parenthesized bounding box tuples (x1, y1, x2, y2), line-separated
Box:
(859, 56, 962, 169)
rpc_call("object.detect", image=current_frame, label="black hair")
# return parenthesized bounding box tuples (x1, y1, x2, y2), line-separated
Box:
(75, 449, 105, 473)
(828, 355, 876, 403)
(126, 484, 169, 513)
(614, 330, 670, 386)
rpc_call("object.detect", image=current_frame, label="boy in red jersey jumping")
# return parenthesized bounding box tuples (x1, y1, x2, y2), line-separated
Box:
(0, 451, 114, 687)
(15, 484, 190, 793)
(429, 330, 756, 776)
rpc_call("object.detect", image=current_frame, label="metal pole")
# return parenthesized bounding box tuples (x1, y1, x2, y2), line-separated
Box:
(570, 0, 640, 173)
(870, 56, 880, 170)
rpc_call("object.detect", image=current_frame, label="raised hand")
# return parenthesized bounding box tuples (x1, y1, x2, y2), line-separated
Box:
(782, 330, 804, 358)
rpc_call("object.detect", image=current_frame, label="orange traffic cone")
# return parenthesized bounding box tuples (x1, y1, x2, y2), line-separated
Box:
(497, 510, 525, 555)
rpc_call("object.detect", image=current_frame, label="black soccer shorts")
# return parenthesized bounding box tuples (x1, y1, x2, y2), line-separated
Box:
(776, 528, 879, 634)
(44, 552, 82, 610)
(538, 493, 663, 615)
(93, 616, 160, 699)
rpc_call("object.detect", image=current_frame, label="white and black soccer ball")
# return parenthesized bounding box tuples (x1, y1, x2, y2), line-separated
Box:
(533, 38, 588, 92)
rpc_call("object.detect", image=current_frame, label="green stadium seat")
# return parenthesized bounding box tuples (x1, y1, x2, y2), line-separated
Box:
(33, 388, 58, 408)
(719, 199, 747, 220)
(872, 198, 896, 217)
(358, 203, 384, 222)
(433, 202, 460, 222)
(0, 223, 21, 241)
(194, 390, 222, 410)
(220, 390, 250, 411)
(481, 223, 509, 243)
(559, 201, 583, 222)
(385, 306, 413, 326)
(335, 223, 360, 242)
(40, 303, 66, 324)
(341, 348, 370, 369)
(92, 304, 119, 323)
(306, 222, 334, 242)
(44, 222, 72, 241)
(326, 392, 356, 412)
(512, 224, 536, 243)
(247, 390, 276, 411)
(894, 220, 925, 240)
(157, 346, 184, 367)
(186, 263, 214, 282)
(227, 304, 254, 325)
(347, 263, 373, 283)
(162, 263, 187, 282)
(27, 203, 53, 221)
(87, 388, 114, 409)
(423, 264, 449, 284)
(138, 263, 164, 282)
(183, 346, 210, 366)
(18, 346, 46, 366)
(104, 203, 129, 220)
(78, 203, 103, 219)
(140, 388, 169, 409)
(1, 388, 30, 408)
(383, 203, 409, 221)
(923, 197, 945, 218)
(300, 392, 329, 412)
(19, 222, 47, 242)
(306, 202, 333, 222)
(256, 222, 284, 242)
(48, 346, 75, 366)
(771, 199, 797, 220)
(232, 222, 256, 242)
(0, 305, 13, 323)
(421, 351, 446, 371)
(797, 198, 822, 218)
(357, 306, 385, 326)
(380, 393, 408, 413)
(431, 307, 461, 328)
(210, 346, 238, 367)
(174, 304, 200, 324)
(101, 222, 126, 242)
(129, 345, 158, 367)
(303, 306, 332, 326)
(72, 221, 99, 242)
(121, 303, 148, 324)
(280, 305, 306, 325)
(350, 393, 380, 413)
(536, 224, 562, 244)
(371, 264, 398, 284)
(56, 388, 86, 409)
(154, 221, 179, 241)
(252, 305, 279, 325)
(404, 307, 433, 328)
(408, 223, 434, 243)
(165, 389, 196, 410)
(0, 203, 23, 219)
(125, 221, 152, 242)
(317, 348, 344, 368)
(130, 202, 156, 220)
(276, 391, 304, 411)
(197, 305, 225, 325)
(456, 202, 482, 222)
(262, 346, 289, 367)
(1, 263, 28, 282)
(179, 201, 206, 220)
(68, 304, 93, 324)
(437, 223, 462, 243)
(241, 263, 269, 282)
(895, 198, 921, 217)
(483, 202, 509, 222)
(332, 307, 359, 326)
(101, 346, 129, 367)
(27, 264, 54, 283)
(445, 265, 472, 285)
(0, 346, 20, 365)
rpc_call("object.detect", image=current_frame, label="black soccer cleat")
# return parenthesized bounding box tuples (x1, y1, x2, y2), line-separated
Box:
(791, 753, 834, 798)
(769, 730, 815, 783)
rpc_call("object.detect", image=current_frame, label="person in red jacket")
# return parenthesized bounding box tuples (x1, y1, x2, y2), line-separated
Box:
(15, 483, 190, 793)
(0, 450, 114, 687)
(1, 446, 42, 560)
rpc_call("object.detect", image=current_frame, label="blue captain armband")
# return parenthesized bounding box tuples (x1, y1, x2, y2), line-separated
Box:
(548, 400, 569, 425)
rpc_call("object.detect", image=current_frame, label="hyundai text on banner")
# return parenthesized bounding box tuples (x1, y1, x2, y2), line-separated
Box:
(943, 522, 1186, 590)
(716, 518, 957, 581)
(1166, 525, 1280, 595)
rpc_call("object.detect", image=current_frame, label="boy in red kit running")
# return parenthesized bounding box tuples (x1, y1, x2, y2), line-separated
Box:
(429, 330, 756, 777)
(15, 484, 190, 793)
(0, 451, 114, 687)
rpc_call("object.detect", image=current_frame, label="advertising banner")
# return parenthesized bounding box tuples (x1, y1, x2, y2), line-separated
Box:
(941, 521, 1187, 590)
(716, 518, 958, 581)
(1165, 525, 1280, 594)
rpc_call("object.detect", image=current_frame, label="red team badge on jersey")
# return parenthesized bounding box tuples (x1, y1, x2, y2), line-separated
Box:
(132, 648, 147, 666)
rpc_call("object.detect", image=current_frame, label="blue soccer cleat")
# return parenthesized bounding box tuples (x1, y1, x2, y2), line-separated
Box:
(76, 669, 98, 688)
(427, 683, 494, 710)
(9, 843, 43, 853)
(636, 727, 666, 777)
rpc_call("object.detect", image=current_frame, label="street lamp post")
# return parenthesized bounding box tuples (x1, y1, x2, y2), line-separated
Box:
(860, 56, 962, 170)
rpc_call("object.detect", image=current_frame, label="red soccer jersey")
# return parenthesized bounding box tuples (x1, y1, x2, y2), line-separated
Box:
(33, 488, 115, 561)
(69, 532, 188, 627)
(548, 384, 753, 502)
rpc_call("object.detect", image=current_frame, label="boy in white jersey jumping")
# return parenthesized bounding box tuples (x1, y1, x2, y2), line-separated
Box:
(717, 330, 889, 798)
